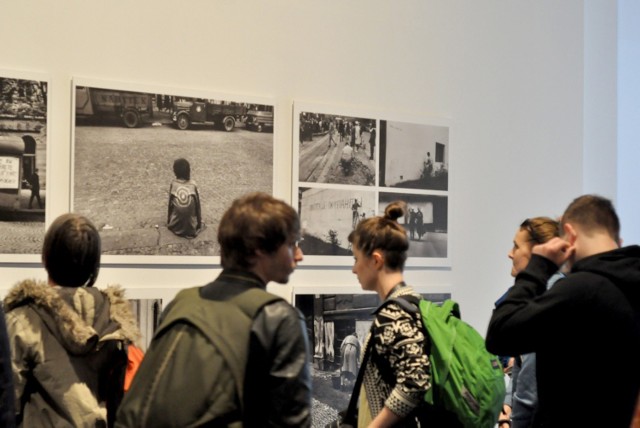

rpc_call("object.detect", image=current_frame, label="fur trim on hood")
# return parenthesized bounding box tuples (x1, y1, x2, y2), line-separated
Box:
(4, 279, 140, 354)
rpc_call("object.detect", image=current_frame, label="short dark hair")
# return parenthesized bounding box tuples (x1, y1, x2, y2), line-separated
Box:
(43, 213, 101, 287)
(173, 158, 191, 180)
(561, 194, 620, 243)
(348, 201, 409, 271)
(218, 192, 300, 270)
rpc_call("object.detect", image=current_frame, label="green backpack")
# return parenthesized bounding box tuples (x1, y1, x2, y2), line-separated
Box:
(393, 296, 506, 428)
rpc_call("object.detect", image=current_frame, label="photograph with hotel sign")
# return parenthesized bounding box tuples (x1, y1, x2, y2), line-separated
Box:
(293, 101, 450, 267)
(0, 70, 49, 260)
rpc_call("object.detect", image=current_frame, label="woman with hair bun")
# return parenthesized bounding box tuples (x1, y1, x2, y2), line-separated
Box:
(347, 201, 460, 427)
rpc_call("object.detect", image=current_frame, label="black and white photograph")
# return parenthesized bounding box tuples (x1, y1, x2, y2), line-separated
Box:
(0, 70, 49, 258)
(72, 78, 274, 263)
(379, 191, 448, 259)
(379, 120, 449, 191)
(292, 102, 451, 267)
(297, 187, 376, 256)
(294, 290, 451, 428)
(296, 110, 376, 187)
(128, 298, 163, 352)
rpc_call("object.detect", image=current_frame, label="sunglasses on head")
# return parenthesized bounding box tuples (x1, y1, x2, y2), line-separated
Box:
(520, 219, 558, 244)
(521, 219, 543, 244)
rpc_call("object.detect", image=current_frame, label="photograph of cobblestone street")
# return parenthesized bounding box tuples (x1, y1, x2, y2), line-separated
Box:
(73, 124, 273, 258)
(73, 84, 273, 259)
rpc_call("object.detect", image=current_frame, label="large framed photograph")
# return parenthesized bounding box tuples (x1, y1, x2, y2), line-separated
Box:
(292, 102, 450, 267)
(293, 287, 451, 427)
(71, 77, 275, 264)
(0, 69, 50, 261)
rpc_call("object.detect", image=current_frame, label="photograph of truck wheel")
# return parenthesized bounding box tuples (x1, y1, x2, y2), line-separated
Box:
(175, 113, 190, 130)
(222, 116, 235, 132)
(123, 110, 140, 128)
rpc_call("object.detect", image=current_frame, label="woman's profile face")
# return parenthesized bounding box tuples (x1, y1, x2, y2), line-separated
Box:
(351, 245, 377, 291)
(508, 228, 533, 277)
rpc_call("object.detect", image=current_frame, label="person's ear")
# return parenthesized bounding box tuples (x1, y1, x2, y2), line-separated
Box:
(563, 223, 577, 244)
(251, 249, 264, 264)
(371, 250, 384, 269)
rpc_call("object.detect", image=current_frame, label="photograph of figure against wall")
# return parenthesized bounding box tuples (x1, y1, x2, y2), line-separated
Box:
(72, 78, 274, 262)
(0, 71, 48, 256)
(379, 120, 449, 191)
(294, 291, 451, 427)
(297, 110, 376, 186)
(379, 191, 448, 259)
(297, 187, 376, 256)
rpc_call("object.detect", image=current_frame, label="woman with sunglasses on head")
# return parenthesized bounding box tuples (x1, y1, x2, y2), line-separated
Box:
(498, 217, 562, 428)
(347, 201, 461, 427)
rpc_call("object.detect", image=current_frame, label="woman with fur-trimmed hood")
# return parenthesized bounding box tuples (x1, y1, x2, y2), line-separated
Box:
(3, 213, 140, 427)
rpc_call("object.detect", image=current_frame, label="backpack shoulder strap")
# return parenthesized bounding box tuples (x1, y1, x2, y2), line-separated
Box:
(230, 287, 283, 319)
(343, 330, 374, 425)
(389, 294, 421, 315)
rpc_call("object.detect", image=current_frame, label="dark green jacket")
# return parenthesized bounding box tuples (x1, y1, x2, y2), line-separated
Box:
(117, 272, 311, 428)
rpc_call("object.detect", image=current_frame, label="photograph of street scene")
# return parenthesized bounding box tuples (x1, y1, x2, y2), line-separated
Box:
(379, 120, 449, 191)
(294, 291, 451, 428)
(0, 72, 48, 255)
(297, 111, 376, 186)
(72, 80, 274, 259)
(297, 187, 376, 256)
(292, 103, 451, 266)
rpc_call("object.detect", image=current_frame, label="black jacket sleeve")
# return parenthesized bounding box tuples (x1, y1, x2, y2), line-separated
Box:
(486, 255, 559, 355)
(245, 301, 312, 427)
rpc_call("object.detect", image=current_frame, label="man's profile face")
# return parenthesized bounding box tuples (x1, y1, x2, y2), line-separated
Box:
(260, 237, 303, 284)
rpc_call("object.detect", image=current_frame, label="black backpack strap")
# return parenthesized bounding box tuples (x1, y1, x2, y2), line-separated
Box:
(231, 288, 283, 319)
(342, 334, 373, 424)
(104, 340, 128, 428)
(390, 294, 420, 315)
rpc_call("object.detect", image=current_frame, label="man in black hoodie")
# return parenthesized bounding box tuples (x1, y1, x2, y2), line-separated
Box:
(487, 194, 640, 428)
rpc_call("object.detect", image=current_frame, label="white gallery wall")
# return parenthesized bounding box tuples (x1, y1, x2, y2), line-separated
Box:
(617, 0, 640, 246)
(0, 1, 621, 332)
